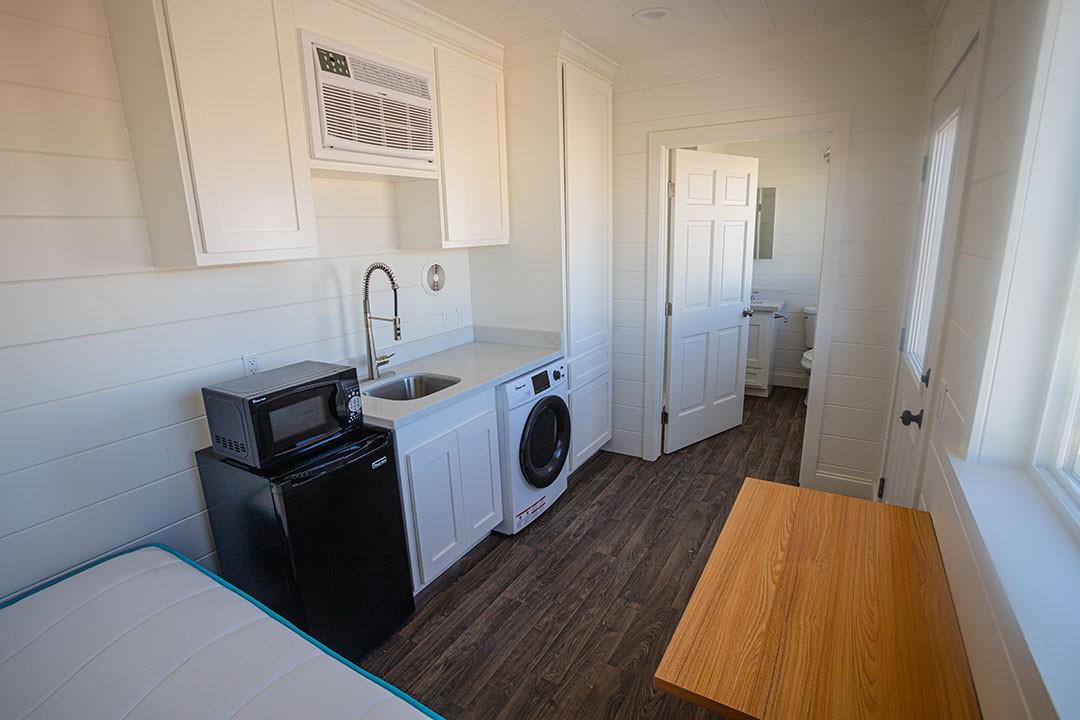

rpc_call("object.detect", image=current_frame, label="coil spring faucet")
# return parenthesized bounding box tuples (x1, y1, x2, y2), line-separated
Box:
(362, 262, 402, 380)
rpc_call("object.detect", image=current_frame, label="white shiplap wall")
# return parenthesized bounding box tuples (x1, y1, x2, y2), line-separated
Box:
(0, 0, 474, 601)
(917, 0, 1057, 717)
(701, 133, 832, 386)
(608, 12, 928, 494)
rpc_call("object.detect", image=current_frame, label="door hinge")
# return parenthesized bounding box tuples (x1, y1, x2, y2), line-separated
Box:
(661, 408, 669, 425)
(667, 180, 676, 198)
(665, 301, 672, 317)
(877, 477, 886, 499)
(920, 366, 932, 387)
(898, 326, 907, 352)
(920, 154, 929, 182)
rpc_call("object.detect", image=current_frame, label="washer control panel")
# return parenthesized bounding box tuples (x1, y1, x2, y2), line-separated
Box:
(503, 359, 567, 409)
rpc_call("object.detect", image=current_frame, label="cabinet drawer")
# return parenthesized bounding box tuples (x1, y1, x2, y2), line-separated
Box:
(569, 345, 610, 389)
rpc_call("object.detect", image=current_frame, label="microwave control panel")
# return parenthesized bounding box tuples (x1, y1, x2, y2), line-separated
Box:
(346, 386, 363, 419)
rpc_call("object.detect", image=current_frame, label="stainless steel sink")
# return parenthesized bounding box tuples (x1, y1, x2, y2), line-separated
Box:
(363, 373, 460, 401)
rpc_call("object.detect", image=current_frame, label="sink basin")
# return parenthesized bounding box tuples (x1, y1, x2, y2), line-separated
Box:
(363, 373, 460, 401)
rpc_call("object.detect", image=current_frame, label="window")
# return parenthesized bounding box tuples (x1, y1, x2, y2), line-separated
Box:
(1035, 219, 1080, 523)
(906, 111, 960, 371)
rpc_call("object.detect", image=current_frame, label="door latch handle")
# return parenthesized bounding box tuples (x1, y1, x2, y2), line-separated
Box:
(742, 307, 754, 318)
(900, 409, 924, 428)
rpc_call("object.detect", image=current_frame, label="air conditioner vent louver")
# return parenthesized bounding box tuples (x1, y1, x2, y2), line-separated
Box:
(319, 83, 434, 153)
(302, 32, 436, 168)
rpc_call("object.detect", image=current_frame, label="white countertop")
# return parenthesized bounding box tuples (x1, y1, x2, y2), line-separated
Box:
(360, 341, 562, 429)
(751, 297, 787, 313)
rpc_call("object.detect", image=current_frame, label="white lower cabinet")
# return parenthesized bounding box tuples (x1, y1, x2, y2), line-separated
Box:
(405, 431, 464, 587)
(569, 371, 612, 472)
(395, 391, 501, 591)
(456, 412, 502, 546)
(745, 311, 780, 397)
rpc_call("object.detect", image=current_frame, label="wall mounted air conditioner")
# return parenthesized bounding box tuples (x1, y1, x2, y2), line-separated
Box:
(300, 31, 436, 171)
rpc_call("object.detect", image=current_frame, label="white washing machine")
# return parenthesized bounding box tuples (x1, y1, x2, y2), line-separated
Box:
(494, 359, 571, 535)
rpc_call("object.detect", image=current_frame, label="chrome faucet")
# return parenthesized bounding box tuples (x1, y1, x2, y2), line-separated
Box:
(362, 262, 402, 381)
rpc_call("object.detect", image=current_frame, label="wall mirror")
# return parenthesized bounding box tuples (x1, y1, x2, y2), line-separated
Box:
(755, 187, 776, 260)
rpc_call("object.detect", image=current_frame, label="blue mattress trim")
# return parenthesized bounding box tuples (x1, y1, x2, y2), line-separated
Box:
(0, 543, 443, 720)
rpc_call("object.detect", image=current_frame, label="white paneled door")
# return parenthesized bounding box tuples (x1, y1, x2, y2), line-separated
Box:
(882, 54, 976, 507)
(663, 149, 757, 453)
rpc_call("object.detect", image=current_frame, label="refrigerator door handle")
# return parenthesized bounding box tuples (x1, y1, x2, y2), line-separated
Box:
(285, 435, 389, 485)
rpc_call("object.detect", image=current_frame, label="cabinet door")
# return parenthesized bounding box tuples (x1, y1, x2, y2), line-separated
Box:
(163, 0, 316, 256)
(435, 47, 509, 247)
(569, 371, 612, 472)
(405, 431, 464, 586)
(562, 63, 612, 358)
(456, 411, 502, 546)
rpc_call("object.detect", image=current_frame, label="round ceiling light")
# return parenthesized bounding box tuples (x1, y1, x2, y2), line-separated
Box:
(632, 6, 674, 24)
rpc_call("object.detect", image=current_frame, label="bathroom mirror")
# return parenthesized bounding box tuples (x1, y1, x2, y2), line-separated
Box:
(755, 187, 776, 260)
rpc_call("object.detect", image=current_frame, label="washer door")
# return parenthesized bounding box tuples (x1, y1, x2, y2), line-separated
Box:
(519, 395, 571, 489)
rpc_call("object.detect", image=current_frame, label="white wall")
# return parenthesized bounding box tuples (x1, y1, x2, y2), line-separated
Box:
(702, 132, 831, 387)
(916, 0, 1069, 717)
(0, 0, 479, 601)
(608, 13, 928, 493)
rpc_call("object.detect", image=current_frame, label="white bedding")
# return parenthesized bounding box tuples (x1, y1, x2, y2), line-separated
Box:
(0, 546, 437, 720)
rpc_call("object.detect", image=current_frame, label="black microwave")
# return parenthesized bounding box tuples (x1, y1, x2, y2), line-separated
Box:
(202, 361, 363, 469)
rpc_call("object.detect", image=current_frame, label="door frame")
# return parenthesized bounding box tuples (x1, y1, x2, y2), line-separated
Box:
(643, 112, 851, 490)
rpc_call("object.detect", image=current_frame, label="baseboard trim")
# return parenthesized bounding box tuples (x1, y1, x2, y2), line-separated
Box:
(774, 369, 810, 389)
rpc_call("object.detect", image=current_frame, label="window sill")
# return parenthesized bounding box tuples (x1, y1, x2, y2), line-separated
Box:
(947, 454, 1080, 719)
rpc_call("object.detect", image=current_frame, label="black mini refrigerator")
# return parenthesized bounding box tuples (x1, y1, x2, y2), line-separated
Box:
(196, 427, 414, 662)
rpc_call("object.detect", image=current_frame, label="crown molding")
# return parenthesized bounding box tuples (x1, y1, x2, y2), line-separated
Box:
(504, 31, 617, 81)
(614, 8, 930, 91)
(333, 0, 503, 67)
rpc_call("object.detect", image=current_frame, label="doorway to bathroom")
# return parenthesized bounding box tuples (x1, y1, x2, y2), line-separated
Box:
(642, 112, 851, 489)
(699, 133, 832, 396)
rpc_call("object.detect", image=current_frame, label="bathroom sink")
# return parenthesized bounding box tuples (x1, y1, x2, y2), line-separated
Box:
(363, 373, 460, 401)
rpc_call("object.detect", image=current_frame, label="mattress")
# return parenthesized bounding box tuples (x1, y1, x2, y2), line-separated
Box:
(0, 545, 440, 720)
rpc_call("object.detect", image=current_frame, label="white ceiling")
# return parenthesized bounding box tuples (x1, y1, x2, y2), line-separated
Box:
(408, 0, 933, 63)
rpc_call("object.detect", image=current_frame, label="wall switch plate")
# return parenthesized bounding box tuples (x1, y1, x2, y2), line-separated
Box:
(442, 309, 463, 330)
(242, 353, 260, 375)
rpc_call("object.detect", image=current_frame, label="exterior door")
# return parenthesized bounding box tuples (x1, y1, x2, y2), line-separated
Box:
(882, 55, 976, 506)
(663, 149, 758, 453)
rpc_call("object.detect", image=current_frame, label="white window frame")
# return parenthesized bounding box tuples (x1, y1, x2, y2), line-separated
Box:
(1033, 220, 1080, 530)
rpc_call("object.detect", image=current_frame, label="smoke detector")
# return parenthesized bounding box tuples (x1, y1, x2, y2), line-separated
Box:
(632, 7, 674, 24)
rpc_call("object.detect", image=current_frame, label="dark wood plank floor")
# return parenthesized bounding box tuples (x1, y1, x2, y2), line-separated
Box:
(364, 387, 807, 719)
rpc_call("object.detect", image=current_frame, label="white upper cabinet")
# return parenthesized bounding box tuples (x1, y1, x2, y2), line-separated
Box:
(106, 0, 317, 266)
(429, 47, 509, 248)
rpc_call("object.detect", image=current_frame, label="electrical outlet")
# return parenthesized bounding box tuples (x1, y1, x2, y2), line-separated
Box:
(241, 353, 260, 375)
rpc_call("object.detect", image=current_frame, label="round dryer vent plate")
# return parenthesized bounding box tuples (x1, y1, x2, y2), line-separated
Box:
(422, 262, 445, 295)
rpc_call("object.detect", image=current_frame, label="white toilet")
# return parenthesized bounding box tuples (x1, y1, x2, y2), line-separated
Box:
(800, 305, 818, 374)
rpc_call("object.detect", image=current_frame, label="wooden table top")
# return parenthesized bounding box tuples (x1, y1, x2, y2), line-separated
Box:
(654, 478, 981, 720)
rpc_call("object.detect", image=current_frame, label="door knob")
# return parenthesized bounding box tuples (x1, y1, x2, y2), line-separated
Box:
(742, 307, 754, 318)
(900, 409, 924, 428)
